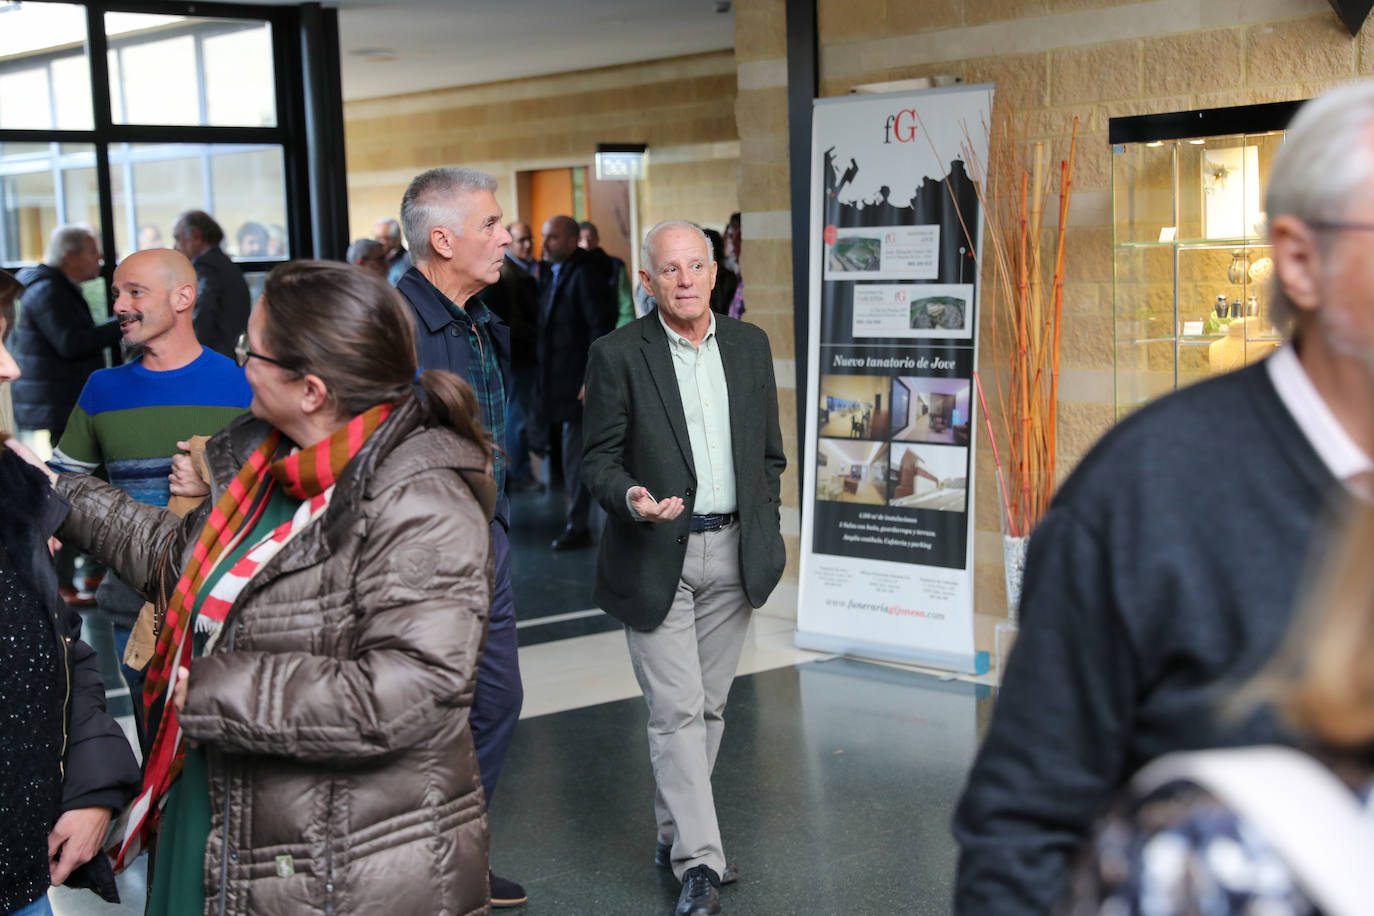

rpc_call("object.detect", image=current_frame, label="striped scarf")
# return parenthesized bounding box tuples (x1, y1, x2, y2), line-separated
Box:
(111, 402, 395, 869)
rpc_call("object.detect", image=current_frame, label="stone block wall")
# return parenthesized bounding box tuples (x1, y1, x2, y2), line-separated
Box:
(343, 51, 741, 249)
(732, 0, 1360, 622)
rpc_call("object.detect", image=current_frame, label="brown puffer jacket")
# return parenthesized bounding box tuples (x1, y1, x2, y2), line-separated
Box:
(56, 395, 496, 916)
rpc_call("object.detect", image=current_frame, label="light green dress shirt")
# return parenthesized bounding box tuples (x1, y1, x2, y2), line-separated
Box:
(627, 311, 737, 517)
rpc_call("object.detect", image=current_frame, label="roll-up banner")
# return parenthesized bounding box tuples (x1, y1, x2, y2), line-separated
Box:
(796, 83, 994, 675)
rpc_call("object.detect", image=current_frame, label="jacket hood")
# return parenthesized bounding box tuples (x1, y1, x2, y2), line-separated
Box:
(14, 263, 60, 288)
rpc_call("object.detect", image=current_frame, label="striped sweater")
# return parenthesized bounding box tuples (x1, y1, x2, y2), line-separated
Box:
(51, 348, 252, 506)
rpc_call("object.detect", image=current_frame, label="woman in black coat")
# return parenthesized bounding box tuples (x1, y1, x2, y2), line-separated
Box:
(0, 294, 141, 916)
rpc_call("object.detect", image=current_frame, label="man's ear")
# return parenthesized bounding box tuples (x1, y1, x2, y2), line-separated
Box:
(429, 227, 452, 262)
(298, 373, 331, 417)
(1270, 214, 1322, 317)
(639, 270, 653, 299)
(171, 282, 197, 316)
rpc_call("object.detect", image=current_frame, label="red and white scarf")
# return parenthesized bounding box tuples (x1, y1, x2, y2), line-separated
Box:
(111, 402, 395, 869)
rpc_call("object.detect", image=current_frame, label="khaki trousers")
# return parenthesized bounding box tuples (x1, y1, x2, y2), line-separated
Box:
(625, 521, 753, 880)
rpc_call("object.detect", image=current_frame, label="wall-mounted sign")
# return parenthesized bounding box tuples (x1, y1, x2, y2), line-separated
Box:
(595, 143, 647, 181)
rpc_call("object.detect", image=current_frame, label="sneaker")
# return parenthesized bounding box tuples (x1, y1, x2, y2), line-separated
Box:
(675, 865, 721, 915)
(489, 871, 527, 908)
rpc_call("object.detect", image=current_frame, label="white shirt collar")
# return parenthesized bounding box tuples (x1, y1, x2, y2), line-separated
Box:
(1266, 344, 1374, 485)
(657, 309, 715, 347)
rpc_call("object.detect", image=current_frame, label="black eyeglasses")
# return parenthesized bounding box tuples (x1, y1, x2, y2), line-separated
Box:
(234, 332, 297, 371)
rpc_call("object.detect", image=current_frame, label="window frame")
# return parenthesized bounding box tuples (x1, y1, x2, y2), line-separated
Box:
(0, 0, 321, 281)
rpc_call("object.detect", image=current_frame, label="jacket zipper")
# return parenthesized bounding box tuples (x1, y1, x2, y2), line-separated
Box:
(216, 620, 238, 916)
(58, 626, 70, 781)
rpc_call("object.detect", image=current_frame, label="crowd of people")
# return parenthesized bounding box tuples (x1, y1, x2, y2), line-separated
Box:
(4, 80, 1374, 916)
(1, 167, 762, 916)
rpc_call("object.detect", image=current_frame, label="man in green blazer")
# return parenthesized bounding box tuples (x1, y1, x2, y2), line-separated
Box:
(583, 220, 787, 916)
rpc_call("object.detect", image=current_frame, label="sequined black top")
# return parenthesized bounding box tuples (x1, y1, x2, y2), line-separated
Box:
(0, 449, 141, 907)
(0, 557, 65, 911)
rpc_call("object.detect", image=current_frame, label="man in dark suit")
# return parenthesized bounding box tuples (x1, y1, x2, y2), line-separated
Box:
(538, 214, 613, 550)
(482, 221, 542, 491)
(583, 220, 787, 916)
(171, 209, 251, 360)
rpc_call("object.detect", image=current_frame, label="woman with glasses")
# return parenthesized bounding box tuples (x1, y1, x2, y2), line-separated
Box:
(8, 260, 498, 915)
(1, 274, 141, 916)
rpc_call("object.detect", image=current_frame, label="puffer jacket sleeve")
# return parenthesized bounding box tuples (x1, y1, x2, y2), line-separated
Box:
(177, 466, 492, 762)
(54, 473, 204, 604)
(61, 606, 141, 811)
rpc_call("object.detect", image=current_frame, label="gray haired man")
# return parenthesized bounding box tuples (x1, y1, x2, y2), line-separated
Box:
(953, 82, 1374, 915)
(373, 216, 412, 284)
(10, 225, 119, 448)
(393, 167, 527, 909)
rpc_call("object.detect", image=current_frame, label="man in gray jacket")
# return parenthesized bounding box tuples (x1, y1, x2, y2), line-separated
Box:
(172, 209, 251, 359)
(582, 220, 787, 916)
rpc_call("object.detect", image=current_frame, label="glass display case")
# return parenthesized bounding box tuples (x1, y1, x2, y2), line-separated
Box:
(1110, 102, 1299, 417)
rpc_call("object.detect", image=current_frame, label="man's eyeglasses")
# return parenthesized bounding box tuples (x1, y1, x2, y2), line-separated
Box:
(1307, 220, 1374, 233)
(234, 332, 296, 371)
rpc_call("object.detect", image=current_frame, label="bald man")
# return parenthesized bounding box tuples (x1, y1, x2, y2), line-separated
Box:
(50, 248, 253, 746)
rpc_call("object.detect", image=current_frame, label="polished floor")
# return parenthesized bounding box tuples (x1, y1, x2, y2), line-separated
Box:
(51, 480, 994, 915)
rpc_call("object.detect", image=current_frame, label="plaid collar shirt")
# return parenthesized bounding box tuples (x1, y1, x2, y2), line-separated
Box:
(441, 295, 508, 496)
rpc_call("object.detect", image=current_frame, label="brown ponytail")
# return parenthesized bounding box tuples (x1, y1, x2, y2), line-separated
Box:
(414, 368, 492, 465)
(258, 260, 492, 464)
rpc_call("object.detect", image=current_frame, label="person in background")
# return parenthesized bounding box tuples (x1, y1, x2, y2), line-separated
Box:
(722, 213, 743, 320)
(538, 214, 614, 551)
(395, 168, 528, 908)
(8, 260, 497, 915)
(172, 210, 251, 360)
(722, 213, 740, 277)
(265, 224, 288, 259)
(235, 222, 269, 258)
(48, 249, 253, 750)
(506, 219, 539, 280)
(0, 307, 141, 916)
(137, 224, 163, 252)
(953, 81, 1374, 915)
(1062, 497, 1374, 914)
(481, 221, 542, 492)
(583, 219, 786, 916)
(702, 229, 737, 317)
(345, 238, 389, 280)
(10, 226, 119, 451)
(0, 270, 22, 435)
(578, 220, 635, 327)
(374, 217, 412, 285)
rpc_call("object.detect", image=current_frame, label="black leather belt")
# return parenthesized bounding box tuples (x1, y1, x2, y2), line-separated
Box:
(690, 513, 737, 532)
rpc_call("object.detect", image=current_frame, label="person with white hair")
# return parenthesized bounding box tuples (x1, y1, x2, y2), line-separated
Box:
(582, 219, 786, 916)
(953, 80, 1374, 916)
(10, 225, 119, 450)
(393, 166, 528, 909)
(373, 216, 411, 284)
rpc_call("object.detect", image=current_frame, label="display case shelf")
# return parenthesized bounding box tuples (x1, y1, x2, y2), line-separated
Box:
(1110, 102, 1298, 416)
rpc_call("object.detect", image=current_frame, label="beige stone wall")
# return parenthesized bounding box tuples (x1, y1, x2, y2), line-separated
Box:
(733, 0, 1358, 622)
(344, 51, 740, 252)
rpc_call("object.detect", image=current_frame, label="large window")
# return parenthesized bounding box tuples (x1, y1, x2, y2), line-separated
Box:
(0, 1, 340, 284)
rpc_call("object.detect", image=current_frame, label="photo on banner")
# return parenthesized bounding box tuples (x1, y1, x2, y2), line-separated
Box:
(797, 84, 994, 675)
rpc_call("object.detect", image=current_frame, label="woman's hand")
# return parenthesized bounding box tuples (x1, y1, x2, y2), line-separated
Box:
(169, 441, 210, 498)
(47, 806, 112, 886)
(3, 435, 58, 486)
(173, 665, 191, 714)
